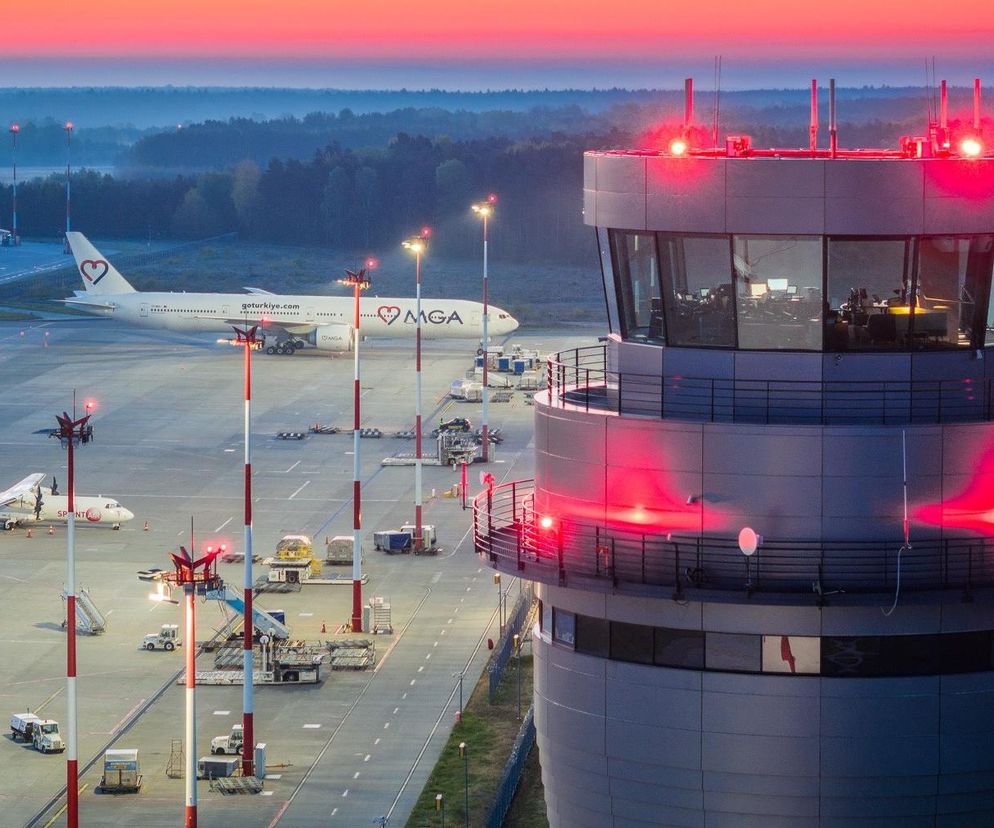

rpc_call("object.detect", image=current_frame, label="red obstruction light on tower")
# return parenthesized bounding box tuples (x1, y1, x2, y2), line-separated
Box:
(960, 137, 984, 158)
(668, 138, 689, 157)
(540, 515, 555, 530)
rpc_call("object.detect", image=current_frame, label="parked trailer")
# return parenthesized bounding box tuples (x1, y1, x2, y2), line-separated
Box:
(98, 749, 142, 793)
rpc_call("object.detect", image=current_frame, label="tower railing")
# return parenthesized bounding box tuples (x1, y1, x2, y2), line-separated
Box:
(548, 344, 994, 425)
(474, 480, 994, 599)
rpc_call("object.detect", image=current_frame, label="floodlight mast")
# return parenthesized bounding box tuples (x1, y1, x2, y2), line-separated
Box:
(339, 269, 371, 631)
(403, 231, 430, 551)
(53, 410, 92, 828)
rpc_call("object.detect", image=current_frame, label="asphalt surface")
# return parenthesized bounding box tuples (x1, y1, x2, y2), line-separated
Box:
(0, 316, 590, 827)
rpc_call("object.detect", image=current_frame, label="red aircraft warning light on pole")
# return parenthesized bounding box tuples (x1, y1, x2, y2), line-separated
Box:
(339, 268, 372, 631)
(52, 409, 94, 828)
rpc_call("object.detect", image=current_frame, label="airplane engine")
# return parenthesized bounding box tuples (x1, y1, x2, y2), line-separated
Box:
(307, 324, 354, 352)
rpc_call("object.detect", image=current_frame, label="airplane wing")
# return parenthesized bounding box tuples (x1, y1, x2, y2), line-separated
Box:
(202, 315, 320, 337)
(60, 297, 118, 311)
(243, 287, 275, 295)
(0, 473, 45, 508)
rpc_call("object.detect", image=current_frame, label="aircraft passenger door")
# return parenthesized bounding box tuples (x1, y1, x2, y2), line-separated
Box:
(471, 311, 482, 331)
(305, 306, 316, 323)
(139, 303, 149, 318)
(221, 305, 229, 318)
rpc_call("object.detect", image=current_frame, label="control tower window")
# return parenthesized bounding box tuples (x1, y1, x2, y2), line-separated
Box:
(658, 235, 736, 348)
(610, 231, 663, 343)
(734, 236, 822, 350)
(826, 238, 913, 352)
(917, 236, 994, 350)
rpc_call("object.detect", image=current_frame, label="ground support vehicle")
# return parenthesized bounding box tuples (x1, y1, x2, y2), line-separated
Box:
(10, 713, 65, 753)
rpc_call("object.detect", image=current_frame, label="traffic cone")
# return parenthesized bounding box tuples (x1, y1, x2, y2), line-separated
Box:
(321, 620, 327, 634)
(26, 528, 32, 539)
(48, 525, 54, 535)
(144, 521, 150, 532)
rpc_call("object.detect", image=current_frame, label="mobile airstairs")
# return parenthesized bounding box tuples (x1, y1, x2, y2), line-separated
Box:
(60, 587, 107, 635)
(205, 585, 290, 640)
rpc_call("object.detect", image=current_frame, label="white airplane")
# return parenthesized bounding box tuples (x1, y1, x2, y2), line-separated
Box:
(0, 473, 134, 531)
(62, 233, 518, 354)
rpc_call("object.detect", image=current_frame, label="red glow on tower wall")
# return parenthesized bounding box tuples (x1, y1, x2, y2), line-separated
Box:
(914, 444, 994, 534)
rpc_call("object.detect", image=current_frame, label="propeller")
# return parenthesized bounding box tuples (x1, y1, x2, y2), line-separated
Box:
(50, 476, 59, 496)
(33, 488, 43, 520)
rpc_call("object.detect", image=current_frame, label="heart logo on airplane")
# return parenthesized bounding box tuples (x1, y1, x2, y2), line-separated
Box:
(80, 259, 109, 285)
(377, 305, 401, 325)
(85, 508, 101, 523)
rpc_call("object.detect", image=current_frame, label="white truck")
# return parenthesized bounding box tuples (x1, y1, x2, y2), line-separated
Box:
(10, 713, 65, 753)
(211, 724, 243, 755)
(141, 623, 179, 651)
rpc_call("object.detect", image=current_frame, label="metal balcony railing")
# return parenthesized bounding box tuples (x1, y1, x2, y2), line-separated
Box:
(546, 345, 994, 425)
(474, 480, 994, 600)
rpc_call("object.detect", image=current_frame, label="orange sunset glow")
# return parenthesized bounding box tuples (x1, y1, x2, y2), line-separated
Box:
(9, 0, 994, 60)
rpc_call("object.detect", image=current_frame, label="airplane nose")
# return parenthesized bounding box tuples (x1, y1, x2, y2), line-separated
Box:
(121, 509, 135, 522)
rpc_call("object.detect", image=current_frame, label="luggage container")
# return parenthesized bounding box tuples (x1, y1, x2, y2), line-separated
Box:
(373, 530, 413, 553)
(99, 749, 142, 793)
(198, 755, 239, 779)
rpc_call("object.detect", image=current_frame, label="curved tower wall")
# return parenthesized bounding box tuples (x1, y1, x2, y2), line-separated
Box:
(498, 154, 994, 826)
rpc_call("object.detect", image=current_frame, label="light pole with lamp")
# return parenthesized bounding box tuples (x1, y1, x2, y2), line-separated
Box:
(9, 123, 18, 244)
(340, 267, 371, 632)
(64, 121, 73, 252)
(52, 408, 93, 828)
(452, 670, 464, 720)
(152, 544, 223, 828)
(235, 325, 261, 776)
(459, 742, 469, 827)
(513, 633, 522, 720)
(435, 793, 445, 828)
(402, 229, 430, 551)
(493, 572, 504, 635)
(471, 195, 497, 461)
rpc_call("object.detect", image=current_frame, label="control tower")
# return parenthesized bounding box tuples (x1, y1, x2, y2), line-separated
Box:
(477, 82, 994, 826)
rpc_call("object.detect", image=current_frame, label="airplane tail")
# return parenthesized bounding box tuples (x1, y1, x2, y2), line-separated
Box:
(66, 232, 136, 294)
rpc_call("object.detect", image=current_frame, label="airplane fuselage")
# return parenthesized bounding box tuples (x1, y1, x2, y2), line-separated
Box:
(76, 292, 516, 340)
(1, 492, 134, 530)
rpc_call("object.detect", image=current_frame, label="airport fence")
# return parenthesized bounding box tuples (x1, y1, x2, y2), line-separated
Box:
(483, 705, 536, 828)
(487, 584, 534, 704)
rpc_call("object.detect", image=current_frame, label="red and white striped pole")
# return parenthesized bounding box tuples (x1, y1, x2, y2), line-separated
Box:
(342, 269, 371, 632)
(65, 434, 78, 828)
(241, 327, 255, 777)
(184, 581, 197, 828)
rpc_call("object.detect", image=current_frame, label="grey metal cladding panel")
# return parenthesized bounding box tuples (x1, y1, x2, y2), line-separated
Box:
(704, 770, 819, 797)
(540, 452, 606, 504)
(939, 684, 994, 735)
(820, 817, 935, 828)
(824, 197, 926, 235)
(702, 731, 819, 776)
(725, 196, 824, 235)
(702, 472, 821, 518)
(941, 422, 994, 472)
(726, 159, 826, 198)
(646, 193, 727, 234)
(609, 755, 703, 789)
(605, 418, 703, 473)
(544, 583, 608, 618)
(703, 813, 822, 828)
(734, 351, 823, 382)
(595, 190, 646, 230)
(544, 407, 606, 463)
(703, 671, 821, 698)
(819, 792, 938, 818)
(543, 698, 606, 754)
(702, 427, 823, 477)
(583, 188, 597, 227)
(606, 678, 700, 728)
(939, 603, 994, 632)
(938, 768, 994, 795)
(924, 195, 994, 234)
(646, 156, 726, 197)
(596, 153, 646, 194)
(821, 427, 941, 479)
(939, 729, 994, 774)
(911, 351, 989, 382)
(820, 693, 939, 737)
(822, 352, 912, 382)
(548, 658, 606, 716)
(541, 777, 613, 824)
(702, 789, 818, 818)
(616, 340, 663, 376)
(820, 733, 940, 776)
(822, 473, 939, 518)
(662, 346, 735, 380)
(611, 797, 705, 828)
(540, 762, 611, 801)
(605, 593, 703, 629)
(606, 658, 703, 691)
(546, 632, 608, 676)
(702, 603, 821, 636)
(820, 773, 937, 797)
(820, 606, 943, 636)
(605, 718, 702, 768)
(935, 808, 994, 828)
(583, 152, 598, 190)
(923, 159, 994, 199)
(703, 690, 819, 737)
(612, 776, 705, 810)
(826, 159, 925, 198)
(537, 735, 609, 776)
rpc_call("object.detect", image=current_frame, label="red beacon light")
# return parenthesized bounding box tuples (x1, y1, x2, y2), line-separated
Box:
(420, 226, 432, 239)
(668, 138, 689, 157)
(364, 256, 379, 270)
(960, 137, 984, 158)
(539, 515, 555, 530)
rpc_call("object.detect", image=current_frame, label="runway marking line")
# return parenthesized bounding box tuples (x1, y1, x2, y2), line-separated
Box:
(417, 666, 424, 673)
(266, 801, 290, 828)
(342, 789, 349, 797)
(42, 784, 87, 828)
(384, 722, 390, 729)
(374, 738, 381, 745)
(214, 710, 230, 715)
(364, 754, 371, 762)
(110, 699, 146, 734)
(35, 687, 63, 714)
(303, 723, 321, 729)
(214, 517, 234, 532)
(393, 707, 399, 715)
(288, 480, 311, 500)
(353, 772, 360, 779)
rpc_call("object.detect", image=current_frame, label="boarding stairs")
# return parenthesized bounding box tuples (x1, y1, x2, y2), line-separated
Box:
(61, 586, 107, 635)
(205, 585, 290, 640)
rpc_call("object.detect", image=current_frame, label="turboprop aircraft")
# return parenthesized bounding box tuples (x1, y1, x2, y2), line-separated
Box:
(62, 233, 518, 354)
(0, 473, 134, 530)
